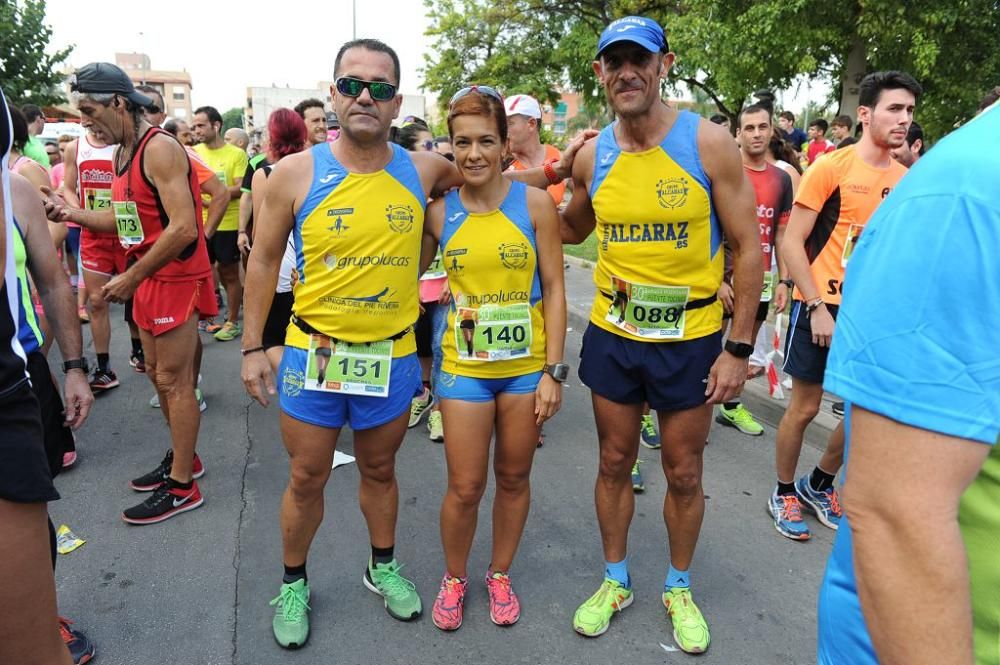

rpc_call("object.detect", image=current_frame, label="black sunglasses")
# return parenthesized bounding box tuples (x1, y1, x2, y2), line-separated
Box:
(143, 104, 162, 115)
(335, 77, 397, 102)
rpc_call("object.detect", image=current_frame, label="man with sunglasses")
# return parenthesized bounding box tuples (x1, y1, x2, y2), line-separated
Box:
(137, 85, 167, 127)
(558, 16, 762, 653)
(241, 38, 584, 649)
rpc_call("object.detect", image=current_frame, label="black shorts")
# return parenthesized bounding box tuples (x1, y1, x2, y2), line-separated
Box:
(723, 300, 770, 323)
(0, 382, 59, 503)
(26, 351, 73, 479)
(263, 291, 294, 350)
(414, 303, 439, 359)
(207, 230, 240, 265)
(782, 300, 839, 384)
(579, 323, 722, 412)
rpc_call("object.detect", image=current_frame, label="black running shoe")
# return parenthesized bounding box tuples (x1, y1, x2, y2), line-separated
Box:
(89, 367, 119, 391)
(831, 401, 845, 417)
(122, 481, 204, 525)
(59, 616, 96, 664)
(129, 450, 206, 492)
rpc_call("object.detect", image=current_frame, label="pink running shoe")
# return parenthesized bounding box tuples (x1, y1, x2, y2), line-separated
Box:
(432, 575, 467, 631)
(486, 570, 520, 626)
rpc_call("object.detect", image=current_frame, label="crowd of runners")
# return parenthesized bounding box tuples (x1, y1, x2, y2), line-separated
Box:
(0, 13, 997, 665)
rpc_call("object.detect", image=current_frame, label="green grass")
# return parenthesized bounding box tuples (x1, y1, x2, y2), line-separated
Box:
(563, 232, 598, 263)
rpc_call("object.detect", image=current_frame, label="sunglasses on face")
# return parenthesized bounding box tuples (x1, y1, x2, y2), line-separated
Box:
(449, 85, 503, 107)
(143, 104, 162, 115)
(335, 77, 397, 102)
(420, 139, 434, 151)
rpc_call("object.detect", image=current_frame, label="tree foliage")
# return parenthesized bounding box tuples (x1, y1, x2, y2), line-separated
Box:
(421, 0, 1000, 141)
(0, 0, 73, 106)
(222, 107, 243, 132)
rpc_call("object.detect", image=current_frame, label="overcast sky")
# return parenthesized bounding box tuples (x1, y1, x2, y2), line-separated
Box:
(45, 0, 434, 110)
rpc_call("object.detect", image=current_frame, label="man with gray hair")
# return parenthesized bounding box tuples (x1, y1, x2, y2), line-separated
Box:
(46, 62, 218, 525)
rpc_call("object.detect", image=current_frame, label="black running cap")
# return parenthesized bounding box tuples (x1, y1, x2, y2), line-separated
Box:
(70, 63, 153, 108)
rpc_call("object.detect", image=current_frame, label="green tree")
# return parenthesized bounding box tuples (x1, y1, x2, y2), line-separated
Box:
(421, 0, 999, 142)
(0, 0, 73, 106)
(222, 107, 243, 131)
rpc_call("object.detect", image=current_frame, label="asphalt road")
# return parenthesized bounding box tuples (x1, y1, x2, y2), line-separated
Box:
(50, 305, 833, 665)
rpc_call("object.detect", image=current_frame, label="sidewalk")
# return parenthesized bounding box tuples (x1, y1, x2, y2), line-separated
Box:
(562, 258, 840, 450)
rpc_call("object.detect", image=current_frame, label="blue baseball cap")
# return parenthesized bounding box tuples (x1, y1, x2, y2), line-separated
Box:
(596, 16, 668, 58)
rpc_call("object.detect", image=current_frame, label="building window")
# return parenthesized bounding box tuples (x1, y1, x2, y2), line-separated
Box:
(173, 85, 186, 101)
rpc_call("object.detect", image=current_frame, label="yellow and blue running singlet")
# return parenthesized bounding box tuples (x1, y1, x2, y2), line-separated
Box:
(440, 181, 546, 379)
(588, 110, 723, 342)
(286, 143, 425, 357)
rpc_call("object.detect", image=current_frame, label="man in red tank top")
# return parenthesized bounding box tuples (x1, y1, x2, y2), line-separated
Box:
(45, 62, 218, 526)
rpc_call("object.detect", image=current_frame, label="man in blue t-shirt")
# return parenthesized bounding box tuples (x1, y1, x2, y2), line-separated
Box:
(817, 102, 1000, 665)
(777, 111, 808, 151)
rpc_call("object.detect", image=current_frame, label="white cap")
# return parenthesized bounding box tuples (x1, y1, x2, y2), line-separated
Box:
(505, 94, 542, 119)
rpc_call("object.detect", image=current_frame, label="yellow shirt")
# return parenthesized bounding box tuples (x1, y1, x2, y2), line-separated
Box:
(285, 143, 425, 357)
(440, 182, 546, 378)
(588, 111, 723, 342)
(193, 142, 248, 232)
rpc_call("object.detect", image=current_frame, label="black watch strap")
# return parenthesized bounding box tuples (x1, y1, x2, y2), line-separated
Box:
(62, 358, 88, 373)
(779, 279, 794, 289)
(724, 340, 754, 359)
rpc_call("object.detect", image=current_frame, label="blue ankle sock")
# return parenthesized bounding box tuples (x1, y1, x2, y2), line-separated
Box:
(665, 564, 690, 590)
(605, 557, 630, 588)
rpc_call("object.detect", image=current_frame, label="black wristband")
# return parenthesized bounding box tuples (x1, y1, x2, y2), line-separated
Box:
(779, 279, 793, 289)
(62, 358, 88, 373)
(240, 346, 265, 356)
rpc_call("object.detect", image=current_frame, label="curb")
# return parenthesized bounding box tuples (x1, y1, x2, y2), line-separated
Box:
(563, 257, 838, 451)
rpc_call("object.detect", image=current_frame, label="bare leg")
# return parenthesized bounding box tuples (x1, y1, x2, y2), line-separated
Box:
(775, 377, 825, 483)
(490, 392, 539, 572)
(142, 316, 199, 482)
(83, 270, 112, 358)
(279, 413, 338, 567)
(353, 411, 409, 549)
(218, 262, 243, 324)
(0, 499, 73, 665)
(438, 398, 494, 577)
(658, 405, 712, 570)
(592, 394, 643, 562)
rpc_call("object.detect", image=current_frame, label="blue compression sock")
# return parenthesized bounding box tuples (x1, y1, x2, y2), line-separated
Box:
(605, 557, 630, 589)
(665, 564, 690, 590)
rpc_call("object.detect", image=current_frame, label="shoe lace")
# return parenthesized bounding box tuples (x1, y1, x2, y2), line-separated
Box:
(375, 562, 416, 599)
(270, 584, 310, 622)
(632, 459, 643, 474)
(591, 579, 626, 613)
(440, 576, 465, 602)
(641, 416, 657, 438)
(429, 411, 442, 428)
(826, 488, 843, 516)
(780, 495, 803, 521)
(487, 572, 513, 603)
(57, 617, 74, 643)
(733, 405, 757, 426)
(666, 589, 700, 625)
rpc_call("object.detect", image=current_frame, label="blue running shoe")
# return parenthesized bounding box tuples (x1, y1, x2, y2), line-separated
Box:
(631, 460, 645, 493)
(767, 490, 810, 541)
(640, 414, 661, 449)
(795, 476, 842, 530)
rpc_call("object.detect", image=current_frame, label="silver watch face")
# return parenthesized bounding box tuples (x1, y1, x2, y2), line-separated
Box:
(549, 363, 569, 382)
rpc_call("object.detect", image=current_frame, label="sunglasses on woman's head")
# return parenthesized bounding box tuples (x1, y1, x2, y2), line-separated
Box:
(449, 85, 503, 107)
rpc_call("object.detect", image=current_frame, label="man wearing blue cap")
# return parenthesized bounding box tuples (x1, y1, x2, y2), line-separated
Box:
(555, 15, 762, 653)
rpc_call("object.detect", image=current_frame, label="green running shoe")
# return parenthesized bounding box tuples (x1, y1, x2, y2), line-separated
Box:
(631, 459, 645, 493)
(572, 578, 633, 637)
(663, 587, 710, 653)
(715, 403, 764, 436)
(214, 321, 242, 342)
(269, 578, 310, 649)
(640, 414, 661, 448)
(427, 410, 444, 443)
(408, 388, 432, 428)
(364, 558, 422, 620)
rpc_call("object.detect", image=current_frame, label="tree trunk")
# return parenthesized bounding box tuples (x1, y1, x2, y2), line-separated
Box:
(838, 36, 867, 118)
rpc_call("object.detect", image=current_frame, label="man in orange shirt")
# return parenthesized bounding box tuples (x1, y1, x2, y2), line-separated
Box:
(770, 71, 921, 542)
(505, 94, 566, 206)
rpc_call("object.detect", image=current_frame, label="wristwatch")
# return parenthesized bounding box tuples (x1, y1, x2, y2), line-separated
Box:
(543, 362, 570, 383)
(724, 340, 754, 359)
(62, 358, 88, 374)
(779, 279, 794, 289)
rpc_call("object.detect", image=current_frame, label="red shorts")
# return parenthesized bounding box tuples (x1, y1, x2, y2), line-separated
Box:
(80, 230, 126, 276)
(133, 277, 219, 337)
